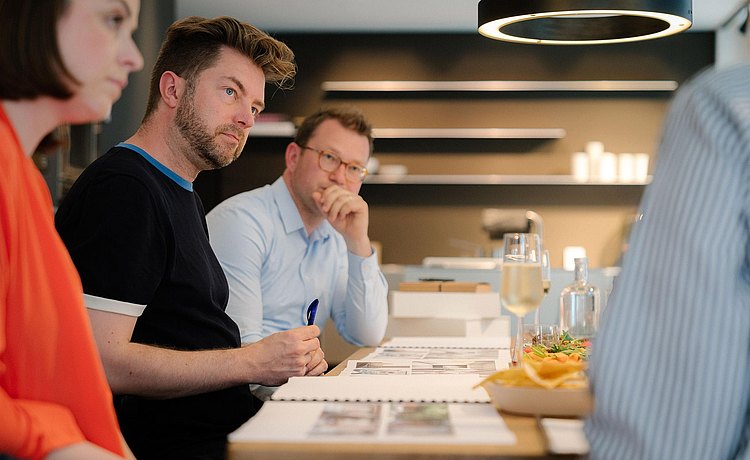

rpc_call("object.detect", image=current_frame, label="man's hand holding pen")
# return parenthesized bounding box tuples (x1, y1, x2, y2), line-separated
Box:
(242, 325, 327, 386)
(304, 299, 327, 376)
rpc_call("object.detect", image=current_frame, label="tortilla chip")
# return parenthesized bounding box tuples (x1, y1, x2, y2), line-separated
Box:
(522, 355, 586, 389)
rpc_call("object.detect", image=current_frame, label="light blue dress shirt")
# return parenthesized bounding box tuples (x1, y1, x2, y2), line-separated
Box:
(206, 177, 388, 346)
(585, 62, 750, 459)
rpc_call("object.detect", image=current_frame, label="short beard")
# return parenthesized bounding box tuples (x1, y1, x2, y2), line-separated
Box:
(174, 84, 244, 170)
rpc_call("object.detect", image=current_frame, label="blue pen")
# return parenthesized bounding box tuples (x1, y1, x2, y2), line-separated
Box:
(306, 299, 319, 326)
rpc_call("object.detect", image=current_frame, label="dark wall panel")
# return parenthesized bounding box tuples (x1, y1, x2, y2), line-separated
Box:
(195, 32, 714, 266)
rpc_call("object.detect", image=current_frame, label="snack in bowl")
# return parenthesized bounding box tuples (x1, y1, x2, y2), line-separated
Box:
(523, 352, 586, 389)
(476, 354, 593, 416)
(524, 330, 590, 361)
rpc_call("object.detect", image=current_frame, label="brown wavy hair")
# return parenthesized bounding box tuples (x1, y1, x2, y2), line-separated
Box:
(142, 16, 296, 122)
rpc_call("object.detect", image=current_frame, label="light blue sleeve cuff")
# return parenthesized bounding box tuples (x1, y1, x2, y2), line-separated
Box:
(348, 246, 379, 277)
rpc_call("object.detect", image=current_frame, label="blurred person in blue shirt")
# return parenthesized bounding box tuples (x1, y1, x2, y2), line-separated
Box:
(585, 57, 750, 458)
(207, 106, 388, 355)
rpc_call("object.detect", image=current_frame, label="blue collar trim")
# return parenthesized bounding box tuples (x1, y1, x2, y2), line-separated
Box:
(117, 142, 193, 191)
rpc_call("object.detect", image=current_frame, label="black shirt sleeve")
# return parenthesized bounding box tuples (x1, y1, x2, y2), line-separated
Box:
(56, 172, 167, 306)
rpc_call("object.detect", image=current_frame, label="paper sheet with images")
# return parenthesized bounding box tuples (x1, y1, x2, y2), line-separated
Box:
(340, 358, 502, 377)
(337, 346, 511, 377)
(366, 347, 505, 360)
(271, 375, 490, 403)
(382, 336, 511, 349)
(362, 347, 510, 363)
(229, 400, 516, 445)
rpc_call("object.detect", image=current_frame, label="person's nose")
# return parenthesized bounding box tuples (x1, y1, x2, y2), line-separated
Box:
(328, 163, 347, 185)
(235, 100, 256, 128)
(122, 35, 144, 73)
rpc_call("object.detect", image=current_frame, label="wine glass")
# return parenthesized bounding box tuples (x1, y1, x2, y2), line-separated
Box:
(534, 249, 552, 330)
(501, 233, 544, 366)
(541, 249, 551, 296)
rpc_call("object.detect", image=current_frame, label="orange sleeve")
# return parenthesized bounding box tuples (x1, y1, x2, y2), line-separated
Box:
(0, 107, 124, 459)
(0, 395, 86, 460)
(0, 216, 87, 458)
(0, 186, 86, 458)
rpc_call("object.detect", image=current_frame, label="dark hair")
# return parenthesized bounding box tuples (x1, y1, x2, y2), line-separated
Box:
(294, 106, 373, 154)
(142, 16, 296, 122)
(0, 0, 77, 100)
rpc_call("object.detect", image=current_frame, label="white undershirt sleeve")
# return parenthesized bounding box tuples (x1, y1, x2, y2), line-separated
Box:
(84, 293, 146, 317)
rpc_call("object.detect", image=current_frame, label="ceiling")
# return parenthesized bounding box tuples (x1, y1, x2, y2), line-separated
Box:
(175, 0, 745, 33)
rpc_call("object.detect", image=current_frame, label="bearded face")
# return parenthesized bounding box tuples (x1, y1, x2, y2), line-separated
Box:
(174, 82, 246, 170)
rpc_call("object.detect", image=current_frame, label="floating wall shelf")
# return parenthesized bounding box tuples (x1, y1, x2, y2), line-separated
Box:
(251, 125, 566, 140)
(371, 128, 565, 139)
(321, 80, 679, 93)
(251, 121, 296, 137)
(364, 174, 651, 186)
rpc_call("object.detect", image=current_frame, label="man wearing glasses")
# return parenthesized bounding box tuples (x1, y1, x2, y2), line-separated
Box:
(207, 106, 388, 376)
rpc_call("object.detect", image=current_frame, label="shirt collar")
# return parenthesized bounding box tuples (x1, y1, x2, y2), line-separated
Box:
(117, 142, 193, 191)
(271, 177, 333, 241)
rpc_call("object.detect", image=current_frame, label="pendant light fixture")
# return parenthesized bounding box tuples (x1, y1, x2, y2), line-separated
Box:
(478, 0, 692, 45)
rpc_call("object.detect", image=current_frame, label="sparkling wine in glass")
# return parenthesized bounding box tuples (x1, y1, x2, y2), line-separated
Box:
(501, 233, 544, 366)
(534, 249, 552, 329)
(541, 250, 551, 295)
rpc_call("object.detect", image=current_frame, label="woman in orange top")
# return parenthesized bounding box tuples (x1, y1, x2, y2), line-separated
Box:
(0, 0, 143, 458)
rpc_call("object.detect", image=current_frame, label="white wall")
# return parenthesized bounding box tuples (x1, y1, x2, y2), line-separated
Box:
(716, 3, 749, 67)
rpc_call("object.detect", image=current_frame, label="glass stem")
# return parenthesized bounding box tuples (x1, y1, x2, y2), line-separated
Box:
(515, 315, 525, 366)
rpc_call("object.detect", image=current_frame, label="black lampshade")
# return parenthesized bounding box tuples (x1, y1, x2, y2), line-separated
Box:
(478, 0, 692, 45)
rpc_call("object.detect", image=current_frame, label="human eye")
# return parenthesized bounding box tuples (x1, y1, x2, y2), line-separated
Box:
(224, 87, 236, 97)
(103, 5, 128, 30)
(322, 152, 338, 163)
(105, 13, 125, 29)
(348, 164, 363, 174)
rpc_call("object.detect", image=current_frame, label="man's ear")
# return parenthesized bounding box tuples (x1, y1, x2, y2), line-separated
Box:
(285, 142, 302, 171)
(159, 71, 185, 109)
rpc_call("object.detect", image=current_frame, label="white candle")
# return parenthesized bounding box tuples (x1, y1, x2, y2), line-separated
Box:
(618, 153, 635, 183)
(571, 152, 589, 182)
(634, 153, 650, 183)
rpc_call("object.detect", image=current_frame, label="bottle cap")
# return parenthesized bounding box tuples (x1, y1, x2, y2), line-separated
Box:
(563, 247, 586, 271)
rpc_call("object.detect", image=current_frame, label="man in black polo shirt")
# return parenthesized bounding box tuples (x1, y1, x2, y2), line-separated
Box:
(55, 17, 327, 460)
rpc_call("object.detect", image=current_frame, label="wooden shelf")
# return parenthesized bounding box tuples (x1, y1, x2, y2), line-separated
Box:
(251, 125, 566, 140)
(372, 128, 565, 139)
(322, 80, 679, 93)
(251, 121, 296, 137)
(364, 174, 651, 186)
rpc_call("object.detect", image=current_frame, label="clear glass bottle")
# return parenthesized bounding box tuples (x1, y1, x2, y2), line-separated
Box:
(559, 257, 600, 340)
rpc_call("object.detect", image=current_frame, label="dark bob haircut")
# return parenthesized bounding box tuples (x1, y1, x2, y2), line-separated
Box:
(0, 0, 77, 100)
